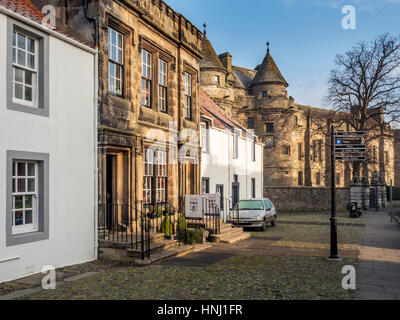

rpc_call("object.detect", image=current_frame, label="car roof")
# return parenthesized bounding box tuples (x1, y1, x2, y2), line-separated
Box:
(239, 198, 271, 202)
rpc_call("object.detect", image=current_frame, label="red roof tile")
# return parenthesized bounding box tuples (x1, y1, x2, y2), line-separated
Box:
(0, 0, 44, 23)
(0, 0, 93, 48)
(200, 89, 249, 137)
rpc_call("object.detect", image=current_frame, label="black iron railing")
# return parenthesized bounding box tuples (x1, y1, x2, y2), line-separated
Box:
(99, 201, 188, 260)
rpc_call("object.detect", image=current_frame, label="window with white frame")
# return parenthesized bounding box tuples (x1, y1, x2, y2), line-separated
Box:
(143, 149, 154, 204)
(142, 49, 152, 107)
(12, 160, 38, 234)
(233, 130, 239, 159)
(159, 59, 168, 113)
(12, 31, 37, 106)
(155, 150, 167, 203)
(184, 72, 192, 119)
(200, 121, 209, 153)
(108, 27, 124, 96)
(143, 149, 168, 203)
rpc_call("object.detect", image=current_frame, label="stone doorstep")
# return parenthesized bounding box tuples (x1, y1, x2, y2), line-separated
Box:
(220, 232, 252, 244)
(133, 245, 195, 266)
(127, 239, 178, 257)
(210, 228, 247, 242)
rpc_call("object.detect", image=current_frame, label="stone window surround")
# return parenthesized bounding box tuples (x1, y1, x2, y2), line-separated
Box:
(6, 18, 49, 117)
(140, 36, 175, 116)
(183, 61, 198, 123)
(106, 16, 134, 100)
(6, 150, 49, 247)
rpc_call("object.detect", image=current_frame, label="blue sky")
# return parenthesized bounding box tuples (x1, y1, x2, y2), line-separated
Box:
(166, 0, 400, 108)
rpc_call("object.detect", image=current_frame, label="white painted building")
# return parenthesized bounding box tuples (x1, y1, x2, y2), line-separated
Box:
(0, 2, 98, 283)
(200, 90, 263, 218)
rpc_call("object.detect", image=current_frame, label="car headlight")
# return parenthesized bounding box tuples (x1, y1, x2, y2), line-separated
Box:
(255, 216, 263, 220)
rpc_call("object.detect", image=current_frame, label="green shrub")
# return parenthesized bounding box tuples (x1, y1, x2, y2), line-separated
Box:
(177, 214, 187, 232)
(160, 214, 172, 236)
(178, 228, 205, 245)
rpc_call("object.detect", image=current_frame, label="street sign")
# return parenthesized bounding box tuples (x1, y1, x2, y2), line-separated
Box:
(335, 156, 367, 161)
(335, 147, 366, 153)
(335, 131, 366, 136)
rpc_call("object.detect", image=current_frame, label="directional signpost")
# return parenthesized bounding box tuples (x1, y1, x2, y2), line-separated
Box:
(329, 128, 366, 260)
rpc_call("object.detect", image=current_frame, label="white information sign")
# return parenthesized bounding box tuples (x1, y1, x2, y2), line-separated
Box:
(185, 195, 203, 219)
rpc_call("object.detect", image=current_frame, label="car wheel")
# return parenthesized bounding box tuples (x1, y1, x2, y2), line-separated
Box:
(271, 216, 276, 227)
(261, 220, 266, 231)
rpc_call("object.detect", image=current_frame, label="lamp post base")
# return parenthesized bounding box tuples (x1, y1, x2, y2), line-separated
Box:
(328, 255, 342, 261)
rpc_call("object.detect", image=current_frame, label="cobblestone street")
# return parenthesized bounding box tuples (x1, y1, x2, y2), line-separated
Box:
(1, 209, 399, 300)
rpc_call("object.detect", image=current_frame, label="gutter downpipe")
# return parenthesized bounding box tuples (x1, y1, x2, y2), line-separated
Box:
(83, 0, 99, 260)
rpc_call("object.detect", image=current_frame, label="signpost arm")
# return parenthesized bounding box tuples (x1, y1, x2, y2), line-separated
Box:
(330, 125, 340, 260)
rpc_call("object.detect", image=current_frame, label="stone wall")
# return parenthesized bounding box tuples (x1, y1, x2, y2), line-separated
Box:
(264, 186, 350, 211)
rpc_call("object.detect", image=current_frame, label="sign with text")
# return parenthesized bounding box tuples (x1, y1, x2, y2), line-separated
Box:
(203, 193, 221, 211)
(334, 131, 366, 161)
(185, 195, 203, 219)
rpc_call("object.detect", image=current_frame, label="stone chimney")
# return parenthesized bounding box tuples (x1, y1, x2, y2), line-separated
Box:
(219, 52, 232, 73)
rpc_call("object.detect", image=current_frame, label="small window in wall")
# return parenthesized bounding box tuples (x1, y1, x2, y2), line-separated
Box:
(7, 22, 49, 117)
(265, 123, 274, 133)
(200, 121, 210, 153)
(298, 171, 303, 186)
(233, 130, 239, 159)
(12, 31, 38, 106)
(251, 178, 256, 199)
(202, 177, 210, 194)
(265, 136, 275, 147)
(216, 185, 224, 210)
(158, 58, 168, 113)
(262, 91, 268, 98)
(282, 146, 290, 155)
(214, 75, 220, 84)
(141, 49, 152, 108)
(6, 151, 49, 246)
(108, 27, 124, 96)
(184, 72, 192, 120)
(298, 143, 303, 160)
(251, 137, 256, 162)
(247, 117, 255, 129)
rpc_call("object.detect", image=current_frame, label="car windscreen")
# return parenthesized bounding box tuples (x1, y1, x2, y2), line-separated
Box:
(238, 200, 264, 210)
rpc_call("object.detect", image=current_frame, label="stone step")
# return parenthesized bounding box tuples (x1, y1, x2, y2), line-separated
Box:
(209, 227, 244, 243)
(133, 245, 195, 265)
(220, 232, 251, 244)
(99, 232, 165, 249)
(127, 239, 178, 257)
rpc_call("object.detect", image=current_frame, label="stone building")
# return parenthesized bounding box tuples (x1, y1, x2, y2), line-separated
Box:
(200, 33, 398, 188)
(35, 1, 204, 230)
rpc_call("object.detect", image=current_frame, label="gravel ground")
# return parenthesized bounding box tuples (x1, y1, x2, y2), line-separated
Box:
(6, 211, 361, 300)
(20, 254, 356, 300)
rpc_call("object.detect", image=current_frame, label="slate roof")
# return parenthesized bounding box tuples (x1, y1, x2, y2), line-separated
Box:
(200, 35, 227, 72)
(252, 48, 288, 87)
(200, 89, 250, 137)
(232, 65, 256, 89)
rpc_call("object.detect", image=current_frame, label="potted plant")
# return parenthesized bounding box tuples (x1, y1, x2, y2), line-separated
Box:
(160, 213, 173, 239)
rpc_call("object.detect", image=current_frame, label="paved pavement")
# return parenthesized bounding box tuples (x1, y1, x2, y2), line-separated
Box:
(356, 209, 400, 300)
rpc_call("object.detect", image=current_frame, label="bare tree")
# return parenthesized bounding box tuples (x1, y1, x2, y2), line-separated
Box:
(326, 33, 400, 178)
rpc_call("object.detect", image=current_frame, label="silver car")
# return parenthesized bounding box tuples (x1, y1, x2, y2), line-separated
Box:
(232, 198, 277, 231)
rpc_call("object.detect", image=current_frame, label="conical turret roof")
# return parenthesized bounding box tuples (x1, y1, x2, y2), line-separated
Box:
(200, 33, 227, 72)
(252, 45, 288, 87)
